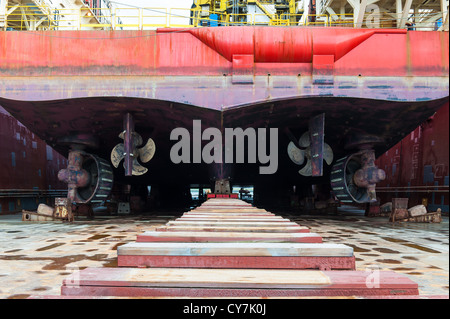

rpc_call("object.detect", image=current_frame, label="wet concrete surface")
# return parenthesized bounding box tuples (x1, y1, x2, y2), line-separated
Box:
(0, 207, 448, 299)
(287, 207, 449, 297)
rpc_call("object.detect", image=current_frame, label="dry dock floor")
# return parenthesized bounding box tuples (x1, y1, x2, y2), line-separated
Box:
(0, 206, 448, 299)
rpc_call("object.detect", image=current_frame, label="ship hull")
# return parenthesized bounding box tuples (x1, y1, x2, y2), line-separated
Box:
(0, 28, 448, 209)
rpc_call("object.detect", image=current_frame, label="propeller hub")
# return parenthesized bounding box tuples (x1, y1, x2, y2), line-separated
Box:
(331, 149, 385, 204)
(353, 167, 386, 188)
(57, 151, 90, 188)
(352, 150, 386, 190)
(58, 168, 90, 188)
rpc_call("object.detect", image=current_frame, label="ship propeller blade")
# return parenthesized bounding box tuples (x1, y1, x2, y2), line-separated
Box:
(111, 143, 125, 169)
(138, 138, 156, 163)
(298, 159, 312, 176)
(298, 132, 310, 148)
(323, 143, 334, 165)
(111, 133, 156, 176)
(127, 158, 148, 176)
(287, 142, 305, 165)
(119, 131, 143, 147)
(288, 130, 334, 177)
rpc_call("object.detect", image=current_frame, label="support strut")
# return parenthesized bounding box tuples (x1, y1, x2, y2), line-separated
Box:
(123, 113, 134, 177)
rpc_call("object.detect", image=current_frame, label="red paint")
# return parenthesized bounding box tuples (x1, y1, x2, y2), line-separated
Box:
(155, 226, 310, 233)
(207, 194, 239, 199)
(0, 107, 66, 213)
(117, 255, 354, 270)
(0, 28, 446, 77)
(408, 32, 449, 76)
(183, 212, 275, 215)
(176, 217, 292, 221)
(60, 268, 418, 297)
(29, 294, 449, 299)
(61, 286, 419, 297)
(312, 54, 334, 76)
(136, 234, 322, 243)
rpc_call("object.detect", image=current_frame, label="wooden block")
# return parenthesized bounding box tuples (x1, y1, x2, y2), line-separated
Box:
(190, 209, 269, 213)
(184, 212, 274, 215)
(202, 199, 249, 205)
(177, 217, 290, 222)
(155, 225, 310, 233)
(200, 202, 251, 206)
(117, 242, 353, 257)
(61, 268, 419, 297)
(118, 255, 356, 270)
(181, 214, 282, 219)
(167, 221, 300, 227)
(136, 231, 322, 243)
(182, 214, 277, 219)
(189, 208, 266, 211)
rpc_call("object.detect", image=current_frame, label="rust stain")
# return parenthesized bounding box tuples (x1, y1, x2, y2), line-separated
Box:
(381, 237, 408, 243)
(373, 248, 400, 254)
(7, 294, 30, 299)
(35, 243, 65, 251)
(5, 249, 22, 253)
(423, 237, 443, 243)
(402, 256, 419, 261)
(345, 244, 371, 253)
(87, 234, 110, 240)
(42, 254, 109, 270)
(401, 243, 441, 254)
(102, 258, 118, 268)
(427, 265, 442, 270)
(111, 242, 127, 251)
(0, 254, 109, 270)
(392, 267, 416, 271)
(375, 259, 403, 264)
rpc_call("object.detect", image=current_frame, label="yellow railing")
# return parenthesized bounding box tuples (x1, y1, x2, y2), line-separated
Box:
(327, 13, 354, 27)
(3, 5, 447, 31)
(304, 14, 329, 26)
(269, 18, 290, 26)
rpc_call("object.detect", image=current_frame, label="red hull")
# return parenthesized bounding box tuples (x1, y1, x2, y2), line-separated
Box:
(375, 103, 449, 213)
(0, 107, 66, 214)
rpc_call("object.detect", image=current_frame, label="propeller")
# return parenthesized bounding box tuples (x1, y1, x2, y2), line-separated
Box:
(111, 132, 156, 176)
(287, 131, 333, 177)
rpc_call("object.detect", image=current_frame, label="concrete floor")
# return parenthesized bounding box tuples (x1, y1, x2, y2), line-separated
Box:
(0, 207, 448, 299)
